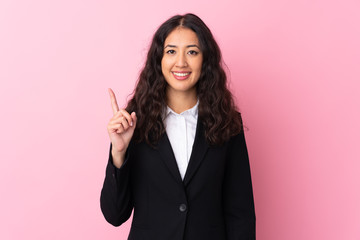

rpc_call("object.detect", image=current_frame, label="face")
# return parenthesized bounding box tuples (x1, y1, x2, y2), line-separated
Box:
(161, 27, 203, 97)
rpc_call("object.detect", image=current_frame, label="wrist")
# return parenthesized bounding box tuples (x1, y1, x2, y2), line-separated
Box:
(111, 149, 126, 168)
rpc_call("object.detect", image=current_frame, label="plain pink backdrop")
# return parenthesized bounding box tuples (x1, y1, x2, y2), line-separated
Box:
(1, 0, 359, 239)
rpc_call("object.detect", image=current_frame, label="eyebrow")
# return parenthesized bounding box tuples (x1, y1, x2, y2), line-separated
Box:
(164, 44, 201, 49)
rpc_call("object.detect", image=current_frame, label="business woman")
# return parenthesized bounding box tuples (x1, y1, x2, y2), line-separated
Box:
(100, 13, 256, 239)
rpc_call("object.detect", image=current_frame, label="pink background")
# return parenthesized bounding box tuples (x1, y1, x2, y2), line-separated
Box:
(1, 0, 359, 239)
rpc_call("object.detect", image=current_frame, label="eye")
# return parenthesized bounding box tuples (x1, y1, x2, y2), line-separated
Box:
(166, 49, 175, 54)
(188, 50, 198, 55)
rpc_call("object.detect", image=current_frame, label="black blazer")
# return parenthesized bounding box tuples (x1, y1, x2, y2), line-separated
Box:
(100, 119, 256, 240)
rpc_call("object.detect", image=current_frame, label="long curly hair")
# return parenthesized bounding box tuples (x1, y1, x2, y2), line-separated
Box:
(126, 13, 243, 146)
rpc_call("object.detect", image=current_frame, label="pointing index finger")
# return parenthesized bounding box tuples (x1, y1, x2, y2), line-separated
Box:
(108, 88, 119, 115)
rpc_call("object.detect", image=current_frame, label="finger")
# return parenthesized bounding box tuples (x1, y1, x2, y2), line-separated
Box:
(109, 114, 129, 126)
(119, 109, 133, 127)
(116, 124, 125, 133)
(109, 116, 129, 130)
(131, 112, 137, 127)
(119, 116, 130, 130)
(108, 88, 120, 115)
(108, 123, 124, 133)
(111, 111, 124, 121)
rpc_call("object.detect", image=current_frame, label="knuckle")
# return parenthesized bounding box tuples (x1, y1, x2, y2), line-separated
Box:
(121, 109, 129, 115)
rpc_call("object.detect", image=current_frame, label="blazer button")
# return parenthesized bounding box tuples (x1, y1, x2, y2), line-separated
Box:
(179, 204, 187, 212)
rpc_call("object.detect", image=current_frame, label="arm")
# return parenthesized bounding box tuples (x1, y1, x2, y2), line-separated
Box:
(223, 129, 256, 239)
(101, 88, 137, 226)
(100, 142, 134, 227)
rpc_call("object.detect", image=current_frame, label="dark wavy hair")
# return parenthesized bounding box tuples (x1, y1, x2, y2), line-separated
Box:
(126, 13, 243, 146)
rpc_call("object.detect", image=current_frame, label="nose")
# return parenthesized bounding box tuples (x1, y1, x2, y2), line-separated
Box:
(175, 52, 188, 68)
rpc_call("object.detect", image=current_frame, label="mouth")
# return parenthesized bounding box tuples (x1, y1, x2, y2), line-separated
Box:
(172, 71, 191, 80)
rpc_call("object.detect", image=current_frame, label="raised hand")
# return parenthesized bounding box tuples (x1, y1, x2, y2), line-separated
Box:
(107, 88, 137, 168)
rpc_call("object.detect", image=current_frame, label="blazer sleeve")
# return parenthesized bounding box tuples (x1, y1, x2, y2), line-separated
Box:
(100, 142, 134, 227)
(223, 128, 256, 239)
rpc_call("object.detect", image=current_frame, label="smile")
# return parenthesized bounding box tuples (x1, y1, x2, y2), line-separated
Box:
(173, 72, 190, 77)
(172, 71, 191, 80)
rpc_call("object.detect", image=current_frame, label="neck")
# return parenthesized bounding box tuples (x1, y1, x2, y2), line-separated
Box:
(166, 89, 198, 114)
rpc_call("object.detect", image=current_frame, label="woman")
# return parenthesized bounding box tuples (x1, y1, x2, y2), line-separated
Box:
(100, 13, 256, 240)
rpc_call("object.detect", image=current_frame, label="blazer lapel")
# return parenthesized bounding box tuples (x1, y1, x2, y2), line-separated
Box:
(183, 120, 209, 186)
(156, 133, 183, 185)
(155, 119, 209, 187)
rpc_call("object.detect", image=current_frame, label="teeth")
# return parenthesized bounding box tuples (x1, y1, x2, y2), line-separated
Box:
(173, 72, 190, 77)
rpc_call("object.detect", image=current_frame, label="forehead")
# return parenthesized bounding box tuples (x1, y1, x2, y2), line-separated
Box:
(164, 27, 199, 46)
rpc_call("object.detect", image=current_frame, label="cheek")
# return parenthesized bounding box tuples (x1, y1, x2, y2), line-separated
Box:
(161, 58, 171, 72)
(195, 59, 203, 74)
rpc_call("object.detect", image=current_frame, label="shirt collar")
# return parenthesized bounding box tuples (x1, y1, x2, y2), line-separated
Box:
(164, 99, 199, 119)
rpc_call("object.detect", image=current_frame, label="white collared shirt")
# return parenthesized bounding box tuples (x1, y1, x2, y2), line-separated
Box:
(163, 101, 199, 180)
